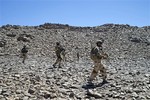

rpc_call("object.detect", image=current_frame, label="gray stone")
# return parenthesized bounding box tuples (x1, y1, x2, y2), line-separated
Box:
(43, 92, 51, 99)
(87, 90, 102, 98)
(139, 95, 146, 99)
(69, 92, 74, 98)
(16, 89, 22, 94)
(28, 88, 35, 94)
(0, 89, 2, 94)
(69, 84, 79, 89)
(23, 96, 29, 100)
(133, 88, 143, 93)
(0, 39, 6, 47)
(145, 74, 150, 77)
(132, 92, 138, 98)
(146, 95, 150, 99)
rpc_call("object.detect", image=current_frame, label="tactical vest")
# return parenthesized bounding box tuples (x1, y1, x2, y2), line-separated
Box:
(21, 48, 28, 53)
(55, 45, 65, 58)
(90, 46, 103, 60)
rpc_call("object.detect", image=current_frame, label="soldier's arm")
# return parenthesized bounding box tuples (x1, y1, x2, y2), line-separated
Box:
(102, 53, 108, 59)
(101, 50, 108, 59)
(54, 46, 58, 52)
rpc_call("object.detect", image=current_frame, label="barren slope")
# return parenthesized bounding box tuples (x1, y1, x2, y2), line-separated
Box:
(0, 24, 150, 100)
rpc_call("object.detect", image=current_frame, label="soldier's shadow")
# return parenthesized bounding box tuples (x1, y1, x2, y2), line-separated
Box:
(82, 82, 109, 89)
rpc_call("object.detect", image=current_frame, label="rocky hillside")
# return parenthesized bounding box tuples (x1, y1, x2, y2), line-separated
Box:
(0, 23, 150, 100)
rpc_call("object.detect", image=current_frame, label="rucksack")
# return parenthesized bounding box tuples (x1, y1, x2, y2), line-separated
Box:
(21, 47, 28, 53)
(90, 46, 103, 59)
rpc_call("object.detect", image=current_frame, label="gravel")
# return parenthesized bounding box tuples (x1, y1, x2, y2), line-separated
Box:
(0, 23, 150, 99)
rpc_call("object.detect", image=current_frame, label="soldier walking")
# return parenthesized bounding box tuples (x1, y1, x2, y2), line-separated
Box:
(88, 40, 108, 84)
(21, 45, 28, 63)
(53, 42, 66, 68)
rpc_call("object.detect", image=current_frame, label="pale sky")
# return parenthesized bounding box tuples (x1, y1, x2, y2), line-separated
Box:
(0, 0, 150, 27)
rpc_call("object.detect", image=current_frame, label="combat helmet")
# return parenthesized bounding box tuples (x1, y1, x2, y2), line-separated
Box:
(56, 42, 60, 45)
(96, 39, 104, 45)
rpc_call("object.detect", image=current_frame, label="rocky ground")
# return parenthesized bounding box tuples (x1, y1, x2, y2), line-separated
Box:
(0, 23, 150, 100)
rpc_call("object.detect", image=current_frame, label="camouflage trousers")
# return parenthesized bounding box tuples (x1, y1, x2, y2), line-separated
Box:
(20, 53, 27, 63)
(89, 60, 107, 82)
(53, 51, 66, 67)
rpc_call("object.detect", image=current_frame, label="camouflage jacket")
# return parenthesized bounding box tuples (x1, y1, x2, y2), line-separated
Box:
(90, 46, 108, 60)
(55, 45, 65, 57)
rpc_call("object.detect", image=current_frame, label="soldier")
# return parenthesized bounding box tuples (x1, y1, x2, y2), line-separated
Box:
(0, 38, 6, 52)
(75, 46, 79, 61)
(21, 45, 28, 63)
(53, 42, 66, 68)
(88, 39, 108, 85)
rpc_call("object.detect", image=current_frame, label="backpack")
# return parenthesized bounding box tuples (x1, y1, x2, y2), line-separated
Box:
(90, 46, 103, 60)
(21, 47, 28, 53)
(56, 45, 65, 53)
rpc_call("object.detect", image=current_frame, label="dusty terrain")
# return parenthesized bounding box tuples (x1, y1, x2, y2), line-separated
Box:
(0, 23, 150, 100)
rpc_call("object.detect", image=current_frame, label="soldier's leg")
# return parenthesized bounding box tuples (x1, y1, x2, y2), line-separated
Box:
(22, 53, 27, 63)
(99, 64, 107, 83)
(53, 58, 58, 67)
(89, 63, 100, 82)
(60, 51, 66, 62)
(58, 58, 62, 68)
(20, 53, 23, 58)
(77, 52, 79, 61)
(58, 51, 66, 68)
(53, 57, 61, 67)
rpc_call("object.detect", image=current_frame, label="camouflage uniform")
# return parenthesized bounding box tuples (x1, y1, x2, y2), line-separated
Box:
(21, 45, 28, 63)
(89, 40, 108, 83)
(53, 42, 66, 67)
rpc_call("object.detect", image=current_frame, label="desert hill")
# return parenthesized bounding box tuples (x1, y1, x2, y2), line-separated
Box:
(0, 23, 150, 100)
